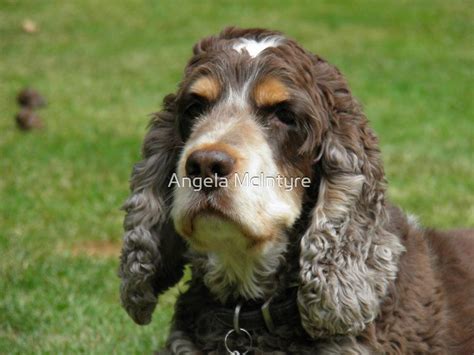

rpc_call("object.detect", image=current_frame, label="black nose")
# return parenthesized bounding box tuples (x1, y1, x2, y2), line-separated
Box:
(185, 149, 235, 179)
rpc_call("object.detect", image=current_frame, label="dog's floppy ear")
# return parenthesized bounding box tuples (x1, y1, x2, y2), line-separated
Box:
(297, 57, 404, 338)
(119, 94, 187, 325)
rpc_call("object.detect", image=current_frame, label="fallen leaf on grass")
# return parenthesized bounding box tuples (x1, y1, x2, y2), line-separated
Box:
(22, 19, 39, 33)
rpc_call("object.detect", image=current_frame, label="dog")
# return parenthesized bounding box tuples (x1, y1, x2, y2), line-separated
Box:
(119, 27, 474, 354)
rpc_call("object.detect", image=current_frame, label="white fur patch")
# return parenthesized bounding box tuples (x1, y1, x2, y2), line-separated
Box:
(407, 213, 421, 229)
(194, 215, 287, 301)
(203, 240, 287, 301)
(191, 214, 249, 253)
(232, 37, 282, 58)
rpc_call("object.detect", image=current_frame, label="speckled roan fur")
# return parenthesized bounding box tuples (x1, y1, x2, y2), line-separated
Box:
(119, 27, 474, 354)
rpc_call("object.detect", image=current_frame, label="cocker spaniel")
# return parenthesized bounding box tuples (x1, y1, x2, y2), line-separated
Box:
(119, 27, 474, 354)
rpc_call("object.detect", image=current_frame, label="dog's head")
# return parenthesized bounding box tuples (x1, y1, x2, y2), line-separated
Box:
(171, 30, 316, 255)
(119, 27, 403, 337)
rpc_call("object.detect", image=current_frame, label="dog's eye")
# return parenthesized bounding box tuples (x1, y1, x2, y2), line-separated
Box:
(179, 94, 209, 139)
(274, 105, 296, 126)
(184, 94, 208, 118)
(263, 102, 296, 127)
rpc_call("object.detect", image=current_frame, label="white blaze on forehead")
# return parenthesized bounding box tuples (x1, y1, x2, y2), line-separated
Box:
(232, 36, 282, 58)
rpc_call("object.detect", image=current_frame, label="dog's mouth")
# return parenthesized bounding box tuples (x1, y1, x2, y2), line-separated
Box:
(174, 194, 269, 250)
(191, 206, 231, 232)
(178, 198, 238, 236)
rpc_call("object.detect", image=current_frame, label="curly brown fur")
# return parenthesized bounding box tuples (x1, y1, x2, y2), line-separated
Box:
(119, 27, 474, 354)
(119, 96, 188, 325)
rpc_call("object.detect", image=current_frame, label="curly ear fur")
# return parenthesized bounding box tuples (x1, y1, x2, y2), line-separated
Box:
(119, 95, 187, 325)
(297, 58, 405, 338)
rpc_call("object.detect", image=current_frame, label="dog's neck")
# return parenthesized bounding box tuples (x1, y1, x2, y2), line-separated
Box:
(194, 238, 288, 303)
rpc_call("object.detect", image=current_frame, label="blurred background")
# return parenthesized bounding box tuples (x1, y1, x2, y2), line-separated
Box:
(0, 0, 472, 352)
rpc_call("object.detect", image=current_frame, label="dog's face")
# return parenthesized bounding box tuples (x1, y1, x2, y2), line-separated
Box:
(171, 34, 321, 255)
(121, 28, 403, 338)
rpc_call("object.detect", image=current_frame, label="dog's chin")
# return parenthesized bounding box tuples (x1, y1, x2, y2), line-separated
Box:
(174, 207, 267, 253)
(189, 212, 251, 252)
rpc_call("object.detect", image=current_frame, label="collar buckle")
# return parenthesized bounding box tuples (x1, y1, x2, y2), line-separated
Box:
(233, 302, 243, 333)
(261, 296, 276, 333)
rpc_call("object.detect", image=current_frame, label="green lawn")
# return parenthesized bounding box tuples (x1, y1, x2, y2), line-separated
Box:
(0, 0, 472, 353)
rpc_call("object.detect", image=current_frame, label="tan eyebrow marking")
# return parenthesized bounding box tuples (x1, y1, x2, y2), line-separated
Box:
(189, 76, 220, 101)
(253, 77, 290, 107)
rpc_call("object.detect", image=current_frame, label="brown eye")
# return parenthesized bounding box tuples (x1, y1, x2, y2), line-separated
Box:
(274, 104, 296, 126)
(185, 94, 208, 118)
(179, 94, 209, 139)
(262, 102, 296, 127)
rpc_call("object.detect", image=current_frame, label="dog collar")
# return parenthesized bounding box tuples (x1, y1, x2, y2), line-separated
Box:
(209, 287, 301, 333)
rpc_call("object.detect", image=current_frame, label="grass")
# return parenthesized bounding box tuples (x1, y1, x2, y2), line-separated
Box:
(0, 0, 472, 353)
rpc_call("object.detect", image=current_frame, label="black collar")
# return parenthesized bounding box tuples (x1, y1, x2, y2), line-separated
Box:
(206, 287, 301, 333)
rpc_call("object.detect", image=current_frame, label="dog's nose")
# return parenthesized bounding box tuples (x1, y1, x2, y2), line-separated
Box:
(185, 149, 235, 179)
